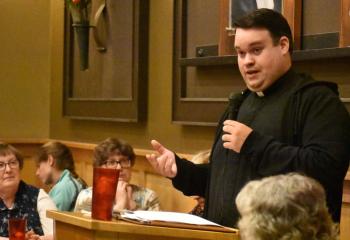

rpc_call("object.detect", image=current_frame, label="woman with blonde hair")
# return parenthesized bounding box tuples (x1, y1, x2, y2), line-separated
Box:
(236, 173, 338, 240)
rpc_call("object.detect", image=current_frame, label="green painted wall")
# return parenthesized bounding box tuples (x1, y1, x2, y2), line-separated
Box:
(0, 0, 50, 138)
(49, 0, 216, 153)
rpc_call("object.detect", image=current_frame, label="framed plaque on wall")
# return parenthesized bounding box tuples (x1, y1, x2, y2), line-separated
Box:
(63, 0, 149, 122)
(219, 0, 302, 56)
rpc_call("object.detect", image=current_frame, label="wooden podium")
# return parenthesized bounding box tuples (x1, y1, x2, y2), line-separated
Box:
(47, 211, 239, 240)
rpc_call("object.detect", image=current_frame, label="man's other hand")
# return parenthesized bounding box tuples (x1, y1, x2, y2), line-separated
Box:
(146, 140, 177, 178)
(222, 120, 253, 153)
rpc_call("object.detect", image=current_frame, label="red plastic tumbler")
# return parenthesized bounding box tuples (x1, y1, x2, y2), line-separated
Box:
(91, 167, 119, 220)
(8, 218, 26, 240)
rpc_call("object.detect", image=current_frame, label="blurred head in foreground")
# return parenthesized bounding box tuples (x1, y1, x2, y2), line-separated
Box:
(236, 173, 338, 240)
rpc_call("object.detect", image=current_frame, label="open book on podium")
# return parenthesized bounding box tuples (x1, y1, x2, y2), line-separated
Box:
(115, 210, 238, 233)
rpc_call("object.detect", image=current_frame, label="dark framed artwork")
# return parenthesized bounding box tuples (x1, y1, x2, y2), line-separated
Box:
(298, 0, 350, 49)
(230, 0, 282, 24)
(173, 0, 245, 126)
(340, 0, 350, 47)
(63, 0, 149, 122)
(219, 0, 302, 55)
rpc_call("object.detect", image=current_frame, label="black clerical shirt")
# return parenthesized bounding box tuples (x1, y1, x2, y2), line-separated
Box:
(173, 68, 350, 227)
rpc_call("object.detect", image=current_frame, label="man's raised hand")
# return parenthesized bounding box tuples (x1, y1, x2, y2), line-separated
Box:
(146, 140, 177, 178)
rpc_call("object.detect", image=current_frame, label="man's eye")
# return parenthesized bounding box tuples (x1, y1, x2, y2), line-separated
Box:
(252, 48, 262, 55)
(237, 51, 245, 58)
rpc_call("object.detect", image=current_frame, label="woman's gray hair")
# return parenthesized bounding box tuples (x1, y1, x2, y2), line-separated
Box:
(236, 173, 338, 240)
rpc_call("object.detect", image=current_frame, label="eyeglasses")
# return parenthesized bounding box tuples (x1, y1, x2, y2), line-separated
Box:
(103, 159, 131, 169)
(0, 160, 19, 172)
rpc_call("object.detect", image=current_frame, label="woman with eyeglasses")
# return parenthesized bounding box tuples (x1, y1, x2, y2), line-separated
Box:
(0, 143, 57, 240)
(74, 138, 160, 213)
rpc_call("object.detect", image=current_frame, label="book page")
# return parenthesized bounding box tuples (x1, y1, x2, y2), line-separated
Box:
(120, 211, 222, 226)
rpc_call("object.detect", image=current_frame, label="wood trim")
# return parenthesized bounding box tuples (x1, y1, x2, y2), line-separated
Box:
(179, 47, 350, 67)
(282, 0, 302, 50)
(3, 138, 349, 176)
(67, 98, 132, 101)
(302, 32, 339, 50)
(48, 211, 239, 240)
(340, 0, 350, 47)
(3, 138, 349, 182)
(0, 138, 193, 160)
(340, 202, 350, 240)
(343, 180, 350, 204)
(218, 0, 234, 56)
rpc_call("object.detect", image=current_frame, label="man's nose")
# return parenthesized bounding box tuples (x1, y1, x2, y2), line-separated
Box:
(244, 53, 255, 66)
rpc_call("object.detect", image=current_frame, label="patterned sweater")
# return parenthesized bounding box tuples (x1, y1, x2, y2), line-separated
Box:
(74, 184, 160, 213)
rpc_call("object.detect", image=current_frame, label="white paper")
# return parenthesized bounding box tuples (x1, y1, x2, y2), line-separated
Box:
(120, 210, 222, 227)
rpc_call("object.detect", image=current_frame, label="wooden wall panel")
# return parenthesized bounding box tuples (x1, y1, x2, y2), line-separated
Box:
(5, 139, 350, 240)
(63, 0, 149, 122)
(146, 173, 196, 212)
(341, 203, 350, 239)
(7, 139, 196, 213)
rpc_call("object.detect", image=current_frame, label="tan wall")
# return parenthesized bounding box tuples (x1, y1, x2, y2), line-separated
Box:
(0, 0, 216, 154)
(49, 0, 216, 154)
(0, 0, 50, 138)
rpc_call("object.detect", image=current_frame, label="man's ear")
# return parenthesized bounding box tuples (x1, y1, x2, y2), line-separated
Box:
(48, 155, 55, 166)
(279, 36, 290, 55)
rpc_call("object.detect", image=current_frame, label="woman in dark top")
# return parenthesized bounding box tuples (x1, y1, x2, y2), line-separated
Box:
(0, 143, 57, 240)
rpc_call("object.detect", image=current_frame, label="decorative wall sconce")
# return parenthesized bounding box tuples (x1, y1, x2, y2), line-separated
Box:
(65, 0, 92, 70)
(65, 0, 107, 70)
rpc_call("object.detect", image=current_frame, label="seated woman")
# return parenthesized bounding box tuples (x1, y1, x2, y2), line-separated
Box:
(36, 141, 87, 211)
(236, 173, 338, 240)
(74, 138, 160, 213)
(0, 143, 57, 240)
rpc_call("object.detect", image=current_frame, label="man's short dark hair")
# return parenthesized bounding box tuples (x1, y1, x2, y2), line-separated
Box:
(233, 8, 293, 53)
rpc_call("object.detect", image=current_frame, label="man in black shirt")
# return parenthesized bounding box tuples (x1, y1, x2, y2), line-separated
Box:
(146, 9, 350, 227)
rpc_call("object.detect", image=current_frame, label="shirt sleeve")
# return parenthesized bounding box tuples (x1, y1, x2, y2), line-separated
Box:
(144, 188, 160, 211)
(37, 189, 57, 235)
(73, 187, 93, 213)
(50, 181, 77, 211)
(171, 155, 209, 197)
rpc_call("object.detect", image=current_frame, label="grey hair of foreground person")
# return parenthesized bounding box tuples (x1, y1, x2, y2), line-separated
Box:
(236, 173, 339, 240)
